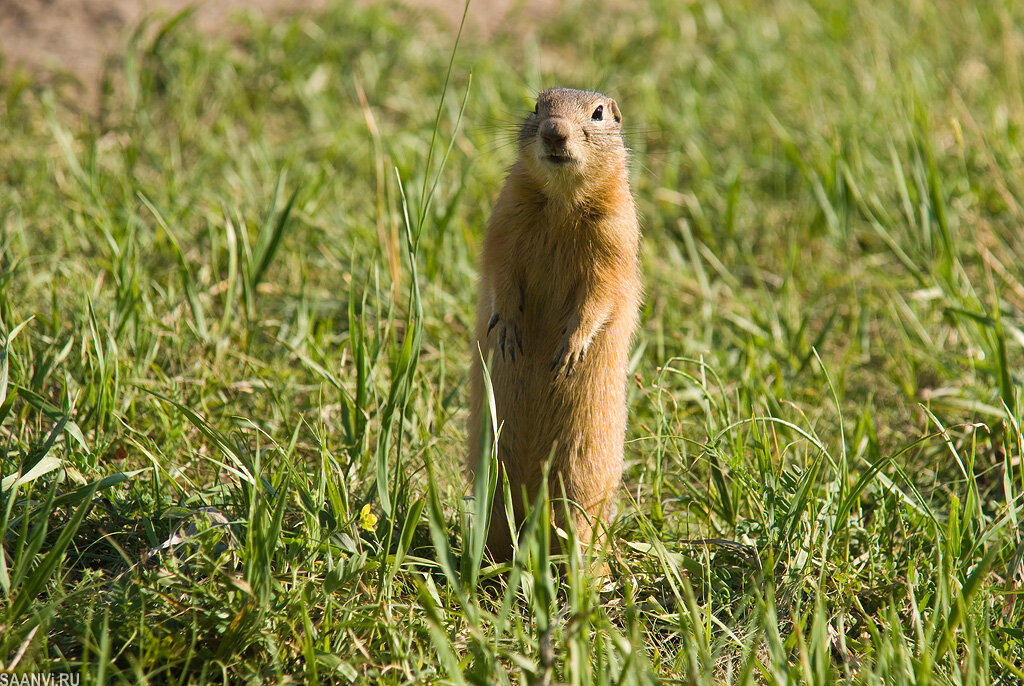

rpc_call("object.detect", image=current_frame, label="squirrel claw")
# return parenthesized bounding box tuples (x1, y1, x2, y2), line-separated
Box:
(499, 327, 517, 362)
(490, 313, 522, 362)
(551, 345, 583, 380)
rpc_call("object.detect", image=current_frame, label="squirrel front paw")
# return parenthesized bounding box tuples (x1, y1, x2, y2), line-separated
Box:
(487, 312, 523, 362)
(551, 326, 588, 379)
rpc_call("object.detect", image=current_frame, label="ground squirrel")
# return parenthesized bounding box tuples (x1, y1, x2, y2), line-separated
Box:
(468, 87, 642, 561)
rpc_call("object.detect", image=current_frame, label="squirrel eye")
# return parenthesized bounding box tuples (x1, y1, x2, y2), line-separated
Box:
(533, 103, 539, 115)
(591, 105, 603, 120)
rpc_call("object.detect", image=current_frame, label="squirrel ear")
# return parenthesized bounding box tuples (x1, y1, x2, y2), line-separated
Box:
(609, 99, 622, 123)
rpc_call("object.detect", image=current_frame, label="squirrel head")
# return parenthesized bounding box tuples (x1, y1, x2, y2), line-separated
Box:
(518, 88, 628, 199)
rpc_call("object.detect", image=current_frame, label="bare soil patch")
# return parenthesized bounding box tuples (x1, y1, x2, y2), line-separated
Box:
(0, 0, 537, 106)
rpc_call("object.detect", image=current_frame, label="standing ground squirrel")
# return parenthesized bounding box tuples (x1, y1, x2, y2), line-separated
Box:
(468, 87, 642, 561)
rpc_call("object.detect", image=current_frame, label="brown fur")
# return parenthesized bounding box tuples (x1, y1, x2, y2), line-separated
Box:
(467, 88, 642, 561)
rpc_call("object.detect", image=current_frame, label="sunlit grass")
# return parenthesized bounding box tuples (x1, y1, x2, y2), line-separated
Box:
(1, 0, 1023, 682)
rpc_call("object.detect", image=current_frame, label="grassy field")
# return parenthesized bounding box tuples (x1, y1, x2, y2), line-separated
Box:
(2, 0, 1023, 682)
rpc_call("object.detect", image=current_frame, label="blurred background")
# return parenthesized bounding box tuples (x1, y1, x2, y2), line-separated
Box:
(0, 0, 544, 108)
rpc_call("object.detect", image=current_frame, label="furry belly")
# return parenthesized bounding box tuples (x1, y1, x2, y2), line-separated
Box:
(484, 332, 627, 504)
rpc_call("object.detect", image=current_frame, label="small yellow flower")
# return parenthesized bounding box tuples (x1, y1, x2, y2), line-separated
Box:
(359, 504, 378, 532)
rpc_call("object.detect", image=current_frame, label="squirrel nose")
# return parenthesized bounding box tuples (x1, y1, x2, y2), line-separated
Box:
(540, 118, 570, 148)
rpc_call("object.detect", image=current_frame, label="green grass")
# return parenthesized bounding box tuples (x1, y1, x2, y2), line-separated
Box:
(2, 0, 1023, 682)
